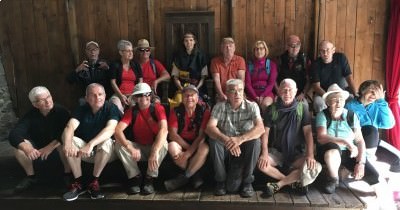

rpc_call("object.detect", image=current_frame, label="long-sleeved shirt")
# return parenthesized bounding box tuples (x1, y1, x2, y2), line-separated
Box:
(245, 57, 278, 100)
(8, 104, 70, 148)
(345, 98, 395, 129)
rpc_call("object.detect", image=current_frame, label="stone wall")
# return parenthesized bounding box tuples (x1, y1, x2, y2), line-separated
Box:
(0, 57, 18, 142)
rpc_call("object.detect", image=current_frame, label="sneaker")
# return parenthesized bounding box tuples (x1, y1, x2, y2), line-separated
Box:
(322, 177, 338, 194)
(127, 175, 141, 195)
(87, 179, 105, 199)
(14, 176, 38, 193)
(262, 182, 279, 198)
(63, 181, 86, 201)
(164, 174, 189, 192)
(240, 183, 255, 198)
(142, 176, 155, 195)
(191, 173, 204, 189)
(291, 181, 308, 195)
(214, 181, 226, 196)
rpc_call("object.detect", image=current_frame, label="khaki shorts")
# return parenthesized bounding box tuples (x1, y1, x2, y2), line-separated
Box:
(72, 136, 117, 163)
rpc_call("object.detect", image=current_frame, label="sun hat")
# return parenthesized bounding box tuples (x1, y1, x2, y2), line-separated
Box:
(300, 161, 322, 187)
(182, 84, 199, 94)
(131, 83, 152, 96)
(134, 39, 155, 50)
(322, 83, 350, 103)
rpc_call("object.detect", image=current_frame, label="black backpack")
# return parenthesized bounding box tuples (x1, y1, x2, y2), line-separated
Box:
(174, 103, 207, 135)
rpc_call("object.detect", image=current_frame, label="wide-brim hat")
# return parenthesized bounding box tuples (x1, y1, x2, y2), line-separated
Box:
(300, 161, 322, 187)
(134, 39, 155, 50)
(131, 83, 152, 96)
(182, 84, 199, 94)
(322, 83, 349, 103)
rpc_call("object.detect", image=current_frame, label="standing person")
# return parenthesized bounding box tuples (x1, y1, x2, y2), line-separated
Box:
(170, 32, 209, 106)
(277, 35, 311, 106)
(8, 86, 71, 193)
(310, 40, 357, 113)
(211, 37, 246, 102)
(114, 83, 168, 195)
(345, 80, 395, 160)
(62, 83, 120, 201)
(205, 79, 264, 198)
(315, 84, 396, 209)
(135, 39, 170, 102)
(67, 41, 111, 102)
(245, 40, 278, 113)
(164, 85, 210, 191)
(110, 40, 143, 113)
(258, 79, 319, 197)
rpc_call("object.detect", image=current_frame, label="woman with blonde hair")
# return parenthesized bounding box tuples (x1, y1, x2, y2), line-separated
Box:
(245, 40, 278, 113)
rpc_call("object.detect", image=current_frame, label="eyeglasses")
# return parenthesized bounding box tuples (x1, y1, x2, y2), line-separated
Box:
(135, 92, 151, 97)
(122, 49, 133, 53)
(227, 88, 243, 94)
(138, 48, 151, 52)
(288, 44, 300, 49)
(35, 95, 52, 104)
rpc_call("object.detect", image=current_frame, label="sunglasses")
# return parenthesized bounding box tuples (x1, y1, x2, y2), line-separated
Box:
(135, 92, 151, 97)
(138, 48, 151, 52)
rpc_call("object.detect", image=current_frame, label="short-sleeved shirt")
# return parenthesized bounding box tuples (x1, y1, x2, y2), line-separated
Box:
(73, 102, 121, 142)
(8, 104, 70, 148)
(211, 55, 246, 93)
(310, 52, 352, 91)
(315, 108, 360, 150)
(263, 102, 311, 151)
(121, 103, 167, 145)
(141, 59, 167, 85)
(168, 107, 211, 143)
(210, 99, 261, 136)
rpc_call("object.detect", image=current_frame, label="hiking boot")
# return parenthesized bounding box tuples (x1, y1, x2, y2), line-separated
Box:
(322, 176, 338, 194)
(214, 181, 226, 196)
(164, 174, 189, 192)
(127, 175, 141, 195)
(262, 182, 279, 198)
(191, 172, 204, 189)
(240, 183, 255, 198)
(291, 181, 308, 195)
(142, 176, 155, 195)
(14, 176, 38, 193)
(63, 181, 86, 201)
(87, 179, 105, 199)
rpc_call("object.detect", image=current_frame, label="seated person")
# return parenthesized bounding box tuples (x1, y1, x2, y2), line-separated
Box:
(211, 37, 246, 102)
(345, 80, 395, 160)
(62, 83, 120, 201)
(245, 40, 277, 113)
(67, 41, 111, 102)
(276, 35, 311, 109)
(8, 86, 71, 193)
(110, 40, 143, 113)
(310, 40, 357, 113)
(164, 85, 210, 191)
(258, 79, 318, 197)
(205, 79, 264, 198)
(134, 39, 170, 103)
(170, 32, 209, 105)
(114, 83, 168, 195)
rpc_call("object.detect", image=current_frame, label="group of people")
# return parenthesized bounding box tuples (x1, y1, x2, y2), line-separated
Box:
(8, 33, 396, 208)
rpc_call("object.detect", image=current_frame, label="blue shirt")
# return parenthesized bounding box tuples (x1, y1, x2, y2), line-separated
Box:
(316, 109, 360, 150)
(72, 102, 120, 141)
(345, 98, 395, 129)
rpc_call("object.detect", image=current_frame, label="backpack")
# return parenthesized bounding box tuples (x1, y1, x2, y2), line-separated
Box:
(322, 109, 355, 129)
(270, 102, 304, 123)
(248, 59, 271, 75)
(174, 103, 207, 135)
(150, 58, 158, 77)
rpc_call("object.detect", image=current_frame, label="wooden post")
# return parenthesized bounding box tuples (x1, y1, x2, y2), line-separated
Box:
(65, 0, 79, 65)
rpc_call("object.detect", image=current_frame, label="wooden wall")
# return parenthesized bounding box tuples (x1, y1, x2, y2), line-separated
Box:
(0, 0, 390, 116)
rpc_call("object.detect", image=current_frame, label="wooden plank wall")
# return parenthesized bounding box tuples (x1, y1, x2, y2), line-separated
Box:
(316, 0, 389, 88)
(0, 0, 390, 116)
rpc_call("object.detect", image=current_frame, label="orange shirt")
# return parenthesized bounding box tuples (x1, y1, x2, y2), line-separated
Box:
(211, 55, 245, 93)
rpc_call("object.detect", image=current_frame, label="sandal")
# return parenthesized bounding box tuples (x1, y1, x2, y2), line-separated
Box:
(262, 182, 279, 197)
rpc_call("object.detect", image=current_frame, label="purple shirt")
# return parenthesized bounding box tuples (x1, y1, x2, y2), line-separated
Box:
(245, 58, 278, 100)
